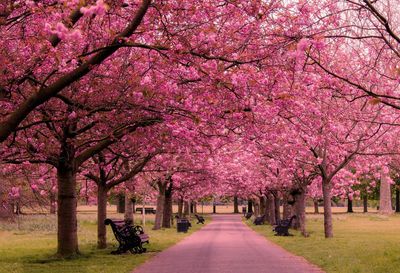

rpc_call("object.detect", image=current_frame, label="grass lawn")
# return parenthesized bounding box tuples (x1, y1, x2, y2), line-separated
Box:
(0, 210, 207, 273)
(247, 211, 400, 273)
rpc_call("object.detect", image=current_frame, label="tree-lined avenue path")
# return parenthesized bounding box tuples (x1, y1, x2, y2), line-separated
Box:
(133, 215, 324, 273)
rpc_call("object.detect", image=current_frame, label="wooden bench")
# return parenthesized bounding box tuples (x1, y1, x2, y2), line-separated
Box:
(245, 212, 253, 220)
(272, 215, 296, 236)
(104, 218, 149, 254)
(194, 214, 205, 224)
(253, 214, 266, 225)
(135, 207, 156, 214)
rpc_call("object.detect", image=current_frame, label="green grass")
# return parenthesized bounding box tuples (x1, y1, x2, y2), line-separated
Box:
(0, 213, 207, 273)
(246, 213, 400, 273)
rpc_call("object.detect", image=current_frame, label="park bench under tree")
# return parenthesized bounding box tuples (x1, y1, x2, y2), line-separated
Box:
(253, 214, 266, 225)
(135, 207, 156, 214)
(105, 218, 149, 254)
(272, 215, 297, 236)
(195, 214, 205, 224)
(245, 212, 253, 220)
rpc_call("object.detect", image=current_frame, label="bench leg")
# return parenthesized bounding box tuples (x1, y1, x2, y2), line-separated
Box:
(112, 245, 126, 255)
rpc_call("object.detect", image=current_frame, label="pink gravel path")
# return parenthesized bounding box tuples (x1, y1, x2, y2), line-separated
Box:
(133, 214, 324, 273)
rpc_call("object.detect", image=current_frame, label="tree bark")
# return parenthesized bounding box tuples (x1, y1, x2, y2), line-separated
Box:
(274, 194, 281, 224)
(0, 182, 13, 219)
(131, 197, 136, 216)
(313, 199, 319, 214)
(267, 194, 276, 225)
(247, 200, 253, 213)
(14, 202, 21, 215)
(116, 194, 125, 213)
(259, 196, 265, 216)
(57, 166, 79, 256)
(347, 197, 353, 213)
(124, 193, 134, 224)
(97, 183, 108, 249)
(233, 196, 239, 213)
(193, 202, 197, 214)
(294, 189, 308, 237)
(153, 182, 166, 230)
(379, 171, 394, 215)
(322, 179, 333, 238)
(396, 189, 400, 213)
(162, 183, 173, 228)
(178, 198, 183, 217)
(184, 201, 190, 216)
(0, 203, 13, 219)
(282, 195, 291, 219)
(363, 194, 368, 213)
(254, 200, 260, 217)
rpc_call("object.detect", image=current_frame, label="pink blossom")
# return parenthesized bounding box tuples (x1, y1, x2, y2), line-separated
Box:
(68, 111, 77, 120)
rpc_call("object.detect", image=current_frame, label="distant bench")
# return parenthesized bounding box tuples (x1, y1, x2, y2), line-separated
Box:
(135, 207, 156, 214)
(245, 212, 253, 220)
(253, 214, 266, 225)
(105, 219, 149, 254)
(195, 214, 205, 224)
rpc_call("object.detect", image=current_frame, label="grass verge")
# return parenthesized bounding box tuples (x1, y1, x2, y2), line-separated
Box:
(0, 213, 208, 273)
(246, 213, 400, 273)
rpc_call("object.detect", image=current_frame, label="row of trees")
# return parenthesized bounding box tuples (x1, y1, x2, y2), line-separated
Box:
(2, 0, 400, 258)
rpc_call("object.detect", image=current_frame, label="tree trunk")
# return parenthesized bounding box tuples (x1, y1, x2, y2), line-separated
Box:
(254, 200, 260, 217)
(322, 179, 333, 238)
(233, 196, 239, 213)
(313, 199, 319, 214)
(162, 184, 173, 228)
(0, 202, 13, 219)
(0, 183, 13, 219)
(57, 166, 79, 256)
(294, 189, 308, 237)
(178, 198, 183, 217)
(132, 197, 136, 216)
(184, 201, 190, 216)
(15, 202, 21, 215)
(267, 194, 276, 225)
(124, 194, 133, 224)
(264, 195, 270, 219)
(347, 197, 353, 213)
(274, 195, 281, 224)
(116, 194, 125, 213)
(396, 189, 400, 213)
(247, 200, 253, 213)
(50, 192, 56, 214)
(259, 196, 265, 216)
(153, 182, 166, 230)
(213, 203, 216, 213)
(363, 194, 368, 213)
(97, 183, 108, 249)
(162, 196, 172, 228)
(282, 195, 291, 219)
(190, 202, 194, 214)
(193, 202, 197, 214)
(379, 171, 393, 215)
